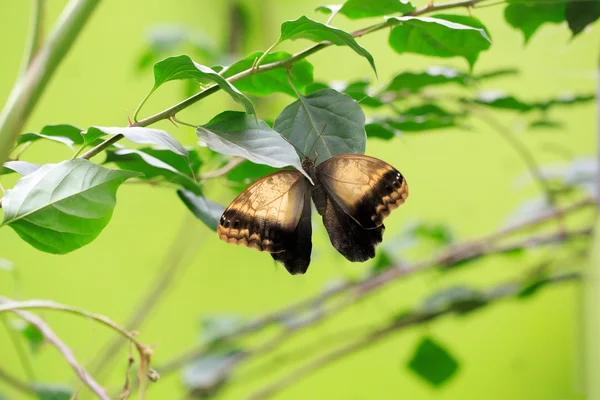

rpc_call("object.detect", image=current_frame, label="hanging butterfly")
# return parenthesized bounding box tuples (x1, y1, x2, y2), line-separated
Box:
(217, 130, 408, 275)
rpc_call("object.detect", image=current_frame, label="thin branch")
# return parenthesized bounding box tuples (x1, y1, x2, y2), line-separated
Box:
(0, 0, 100, 167)
(156, 199, 594, 375)
(19, 0, 46, 77)
(248, 272, 581, 399)
(0, 364, 36, 398)
(199, 157, 245, 180)
(3, 305, 110, 400)
(0, 297, 154, 396)
(78, 0, 499, 161)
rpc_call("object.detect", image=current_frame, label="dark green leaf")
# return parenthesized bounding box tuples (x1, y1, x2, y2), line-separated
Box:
(504, 1, 565, 43)
(518, 275, 550, 298)
(153, 55, 255, 115)
(304, 81, 329, 94)
(372, 249, 395, 272)
(1, 161, 41, 176)
(1, 160, 139, 254)
(274, 88, 366, 162)
(387, 104, 459, 131)
(341, 80, 384, 107)
(226, 160, 278, 190)
(470, 91, 533, 112)
(410, 222, 455, 245)
(318, 0, 415, 19)
(31, 383, 73, 400)
(423, 286, 486, 315)
(408, 337, 459, 387)
(18, 125, 83, 149)
(387, 66, 472, 92)
(177, 190, 225, 231)
(197, 111, 310, 181)
(105, 148, 201, 194)
(20, 322, 44, 352)
(277, 16, 377, 75)
(566, 0, 600, 36)
(221, 51, 314, 96)
(365, 120, 400, 140)
(388, 15, 492, 68)
(86, 126, 188, 156)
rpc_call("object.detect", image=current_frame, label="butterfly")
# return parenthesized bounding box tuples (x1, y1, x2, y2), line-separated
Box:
(217, 138, 408, 275)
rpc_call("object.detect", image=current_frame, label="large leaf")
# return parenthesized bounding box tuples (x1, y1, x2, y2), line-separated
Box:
(317, 0, 415, 19)
(1, 161, 41, 176)
(177, 190, 225, 231)
(105, 148, 201, 194)
(504, 0, 565, 43)
(273, 88, 366, 163)
(1, 159, 139, 254)
(221, 51, 314, 96)
(408, 337, 460, 387)
(196, 111, 310, 181)
(18, 125, 83, 150)
(387, 15, 492, 67)
(277, 16, 376, 75)
(566, 0, 600, 36)
(85, 126, 188, 156)
(153, 55, 255, 115)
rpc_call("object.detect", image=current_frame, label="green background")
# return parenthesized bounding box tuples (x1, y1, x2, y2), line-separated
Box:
(0, 0, 596, 398)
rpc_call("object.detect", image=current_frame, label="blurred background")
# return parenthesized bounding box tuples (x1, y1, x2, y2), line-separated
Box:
(0, 0, 597, 399)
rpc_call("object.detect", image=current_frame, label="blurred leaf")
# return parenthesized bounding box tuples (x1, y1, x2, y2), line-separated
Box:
(30, 383, 73, 400)
(317, 0, 415, 19)
(423, 286, 486, 315)
(177, 190, 225, 231)
(410, 221, 455, 245)
(201, 315, 245, 343)
(387, 66, 473, 92)
(18, 125, 83, 149)
(470, 91, 533, 112)
(304, 81, 329, 94)
(387, 15, 492, 68)
(0, 258, 13, 271)
(152, 55, 255, 116)
(566, 0, 600, 36)
(183, 352, 241, 397)
(277, 16, 377, 75)
(408, 337, 459, 387)
(365, 120, 400, 140)
(504, 0, 565, 43)
(340, 80, 384, 107)
(372, 249, 395, 272)
(1, 161, 41, 176)
(105, 148, 201, 194)
(518, 273, 550, 298)
(226, 160, 278, 189)
(15, 322, 44, 353)
(1, 160, 139, 254)
(475, 68, 519, 81)
(221, 51, 314, 96)
(274, 88, 366, 162)
(386, 104, 459, 132)
(197, 111, 310, 181)
(541, 93, 595, 110)
(528, 119, 564, 130)
(86, 126, 188, 156)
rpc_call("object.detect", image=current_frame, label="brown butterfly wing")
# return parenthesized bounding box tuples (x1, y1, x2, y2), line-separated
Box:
(316, 154, 408, 229)
(217, 170, 312, 274)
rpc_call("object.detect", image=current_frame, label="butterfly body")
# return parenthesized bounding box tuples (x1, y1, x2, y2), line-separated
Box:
(217, 154, 408, 275)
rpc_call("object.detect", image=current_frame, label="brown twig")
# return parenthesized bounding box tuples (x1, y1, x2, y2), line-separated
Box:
(156, 198, 594, 375)
(2, 306, 110, 400)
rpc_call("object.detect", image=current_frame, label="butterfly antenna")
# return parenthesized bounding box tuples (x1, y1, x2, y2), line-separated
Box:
(308, 123, 327, 159)
(279, 133, 308, 160)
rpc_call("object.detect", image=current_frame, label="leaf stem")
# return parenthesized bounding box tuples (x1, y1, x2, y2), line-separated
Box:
(132, 87, 156, 123)
(254, 41, 280, 69)
(19, 0, 46, 78)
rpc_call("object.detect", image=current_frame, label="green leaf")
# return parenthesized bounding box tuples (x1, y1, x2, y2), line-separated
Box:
(566, 0, 600, 36)
(197, 111, 311, 181)
(18, 322, 45, 353)
(105, 148, 201, 194)
(423, 286, 486, 315)
(387, 15, 492, 68)
(277, 16, 377, 75)
(318, 0, 415, 19)
(410, 221, 455, 245)
(340, 80, 384, 107)
(226, 160, 278, 190)
(470, 91, 533, 112)
(365, 120, 400, 140)
(201, 315, 245, 343)
(177, 190, 225, 231)
(408, 337, 459, 387)
(372, 249, 395, 272)
(1, 161, 41, 176)
(221, 51, 314, 96)
(504, 0, 565, 43)
(1, 159, 139, 254)
(183, 352, 240, 396)
(18, 125, 83, 149)
(274, 88, 366, 163)
(86, 126, 188, 156)
(387, 66, 473, 92)
(153, 55, 255, 115)
(387, 104, 459, 132)
(31, 383, 73, 400)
